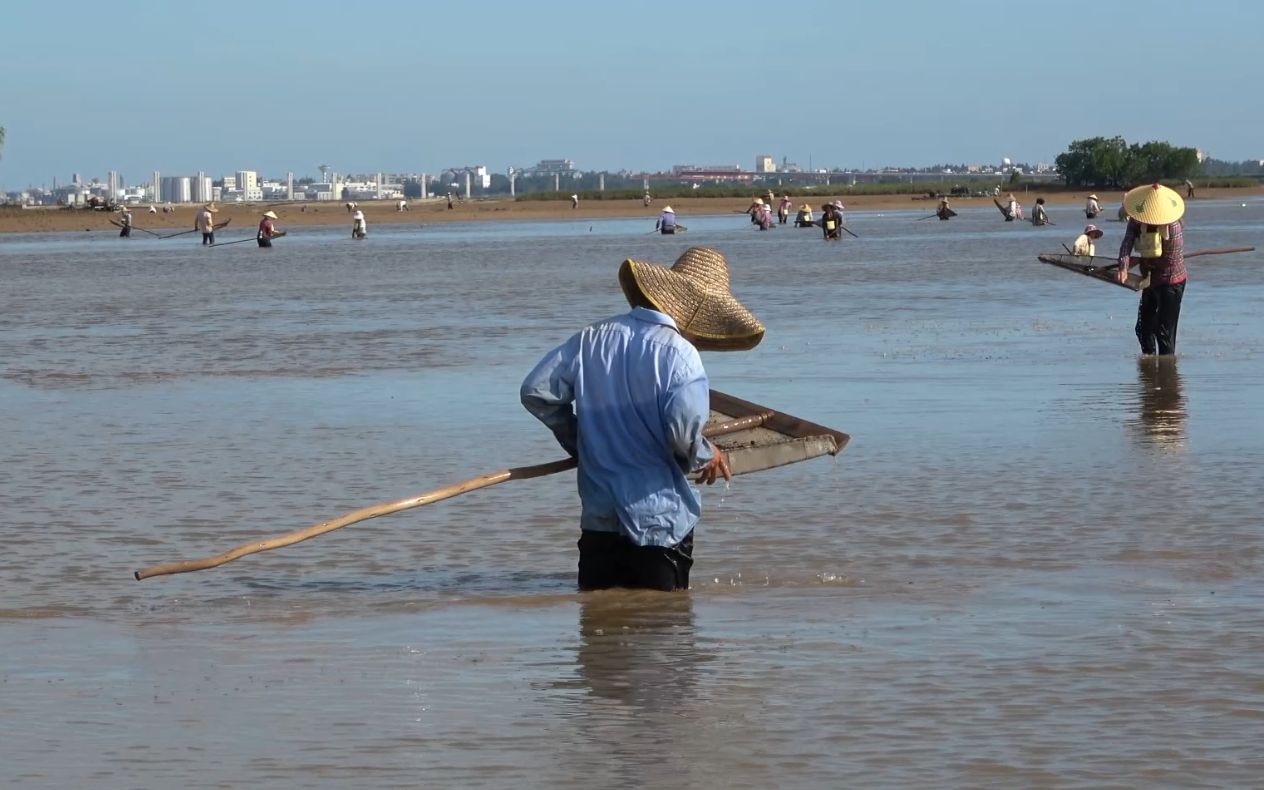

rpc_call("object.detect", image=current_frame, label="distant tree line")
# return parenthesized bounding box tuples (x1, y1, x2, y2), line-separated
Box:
(1055, 136, 1200, 189)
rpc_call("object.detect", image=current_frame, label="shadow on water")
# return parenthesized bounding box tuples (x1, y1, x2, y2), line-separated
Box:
(1130, 356, 1186, 450)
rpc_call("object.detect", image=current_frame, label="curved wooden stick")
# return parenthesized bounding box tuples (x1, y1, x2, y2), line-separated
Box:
(134, 413, 771, 580)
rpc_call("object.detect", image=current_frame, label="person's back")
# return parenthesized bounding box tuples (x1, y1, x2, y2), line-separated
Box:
(522, 308, 708, 545)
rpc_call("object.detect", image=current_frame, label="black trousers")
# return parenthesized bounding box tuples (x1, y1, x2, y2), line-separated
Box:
(577, 530, 694, 592)
(119, 226, 130, 238)
(1135, 281, 1185, 355)
(257, 237, 271, 248)
(202, 232, 214, 245)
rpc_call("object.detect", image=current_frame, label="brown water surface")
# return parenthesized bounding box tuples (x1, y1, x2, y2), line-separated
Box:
(3, 203, 1263, 787)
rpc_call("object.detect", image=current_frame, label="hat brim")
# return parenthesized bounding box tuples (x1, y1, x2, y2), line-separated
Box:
(619, 259, 764, 352)
(1088, 229, 1104, 239)
(1123, 184, 1185, 225)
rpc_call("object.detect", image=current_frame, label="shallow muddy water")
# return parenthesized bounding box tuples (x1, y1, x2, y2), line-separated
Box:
(3, 201, 1263, 787)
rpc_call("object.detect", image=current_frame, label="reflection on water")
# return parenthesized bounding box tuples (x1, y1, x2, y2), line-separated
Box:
(573, 590, 700, 707)
(1132, 356, 1186, 450)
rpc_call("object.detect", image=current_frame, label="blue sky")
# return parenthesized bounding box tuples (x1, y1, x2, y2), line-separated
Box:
(1, 0, 1259, 187)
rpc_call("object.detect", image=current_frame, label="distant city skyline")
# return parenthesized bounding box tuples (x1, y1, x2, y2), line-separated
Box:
(2, 0, 1260, 189)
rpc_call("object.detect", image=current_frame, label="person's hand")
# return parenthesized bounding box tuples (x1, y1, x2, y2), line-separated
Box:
(1117, 256, 1130, 283)
(695, 450, 731, 486)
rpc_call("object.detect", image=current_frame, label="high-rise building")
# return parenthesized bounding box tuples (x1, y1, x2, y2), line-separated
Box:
(755, 155, 776, 174)
(152, 171, 161, 202)
(235, 170, 262, 201)
(106, 171, 119, 200)
(286, 171, 294, 200)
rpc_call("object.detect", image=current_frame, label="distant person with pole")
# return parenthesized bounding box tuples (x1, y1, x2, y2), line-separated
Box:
(655, 206, 677, 235)
(778, 194, 793, 225)
(571, 194, 580, 209)
(1085, 194, 1101, 219)
(257, 210, 281, 248)
(820, 202, 842, 241)
(1117, 183, 1186, 355)
(746, 197, 765, 225)
(1184, 178, 1196, 199)
(195, 203, 218, 245)
(118, 206, 133, 238)
(936, 197, 955, 220)
(352, 208, 367, 239)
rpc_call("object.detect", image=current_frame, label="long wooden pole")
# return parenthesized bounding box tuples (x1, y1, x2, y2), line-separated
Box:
(160, 219, 232, 239)
(134, 413, 771, 580)
(1184, 246, 1255, 259)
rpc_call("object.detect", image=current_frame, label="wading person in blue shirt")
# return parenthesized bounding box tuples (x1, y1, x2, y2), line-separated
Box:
(521, 247, 765, 591)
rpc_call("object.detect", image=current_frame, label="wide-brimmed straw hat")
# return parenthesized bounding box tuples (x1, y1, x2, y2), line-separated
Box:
(204, 203, 218, 212)
(1088, 194, 1098, 200)
(754, 198, 764, 205)
(1123, 183, 1185, 225)
(662, 206, 674, 213)
(1083, 224, 1104, 239)
(618, 247, 764, 352)
(262, 210, 278, 219)
(832, 200, 845, 210)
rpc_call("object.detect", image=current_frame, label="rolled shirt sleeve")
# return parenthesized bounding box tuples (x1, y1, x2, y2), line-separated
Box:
(520, 334, 581, 457)
(662, 366, 715, 473)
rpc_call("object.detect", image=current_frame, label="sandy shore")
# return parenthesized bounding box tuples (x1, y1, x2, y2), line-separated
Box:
(2, 187, 1258, 235)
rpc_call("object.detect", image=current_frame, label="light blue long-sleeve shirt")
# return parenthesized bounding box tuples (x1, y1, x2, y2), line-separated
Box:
(520, 307, 715, 547)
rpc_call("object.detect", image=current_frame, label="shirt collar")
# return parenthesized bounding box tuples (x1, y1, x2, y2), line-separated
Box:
(629, 306, 678, 330)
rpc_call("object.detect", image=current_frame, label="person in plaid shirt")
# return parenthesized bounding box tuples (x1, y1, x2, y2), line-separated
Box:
(1117, 184, 1187, 355)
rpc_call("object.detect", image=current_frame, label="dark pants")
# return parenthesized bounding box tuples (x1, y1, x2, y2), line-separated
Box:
(202, 232, 214, 245)
(119, 226, 131, 238)
(1135, 281, 1185, 355)
(578, 530, 693, 592)
(257, 237, 271, 248)
(660, 227, 675, 235)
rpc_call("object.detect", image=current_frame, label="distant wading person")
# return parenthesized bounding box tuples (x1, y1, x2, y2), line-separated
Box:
(655, 206, 677, 235)
(257, 210, 280, 248)
(1117, 183, 1186, 356)
(521, 247, 764, 591)
(1184, 178, 1196, 199)
(195, 203, 217, 245)
(1031, 197, 1050, 226)
(1073, 224, 1104, 256)
(820, 202, 842, 240)
(937, 197, 955, 220)
(118, 206, 133, 238)
(1085, 194, 1101, 219)
(778, 194, 793, 225)
(352, 208, 367, 239)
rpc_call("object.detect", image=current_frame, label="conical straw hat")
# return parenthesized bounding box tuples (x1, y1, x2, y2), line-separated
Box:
(618, 247, 764, 351)
(1123, 183, 1185, 225)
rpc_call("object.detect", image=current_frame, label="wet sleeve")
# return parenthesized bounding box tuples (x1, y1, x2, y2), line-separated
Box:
(520, 333, 581, 457)
(661, 353, 715, 472)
